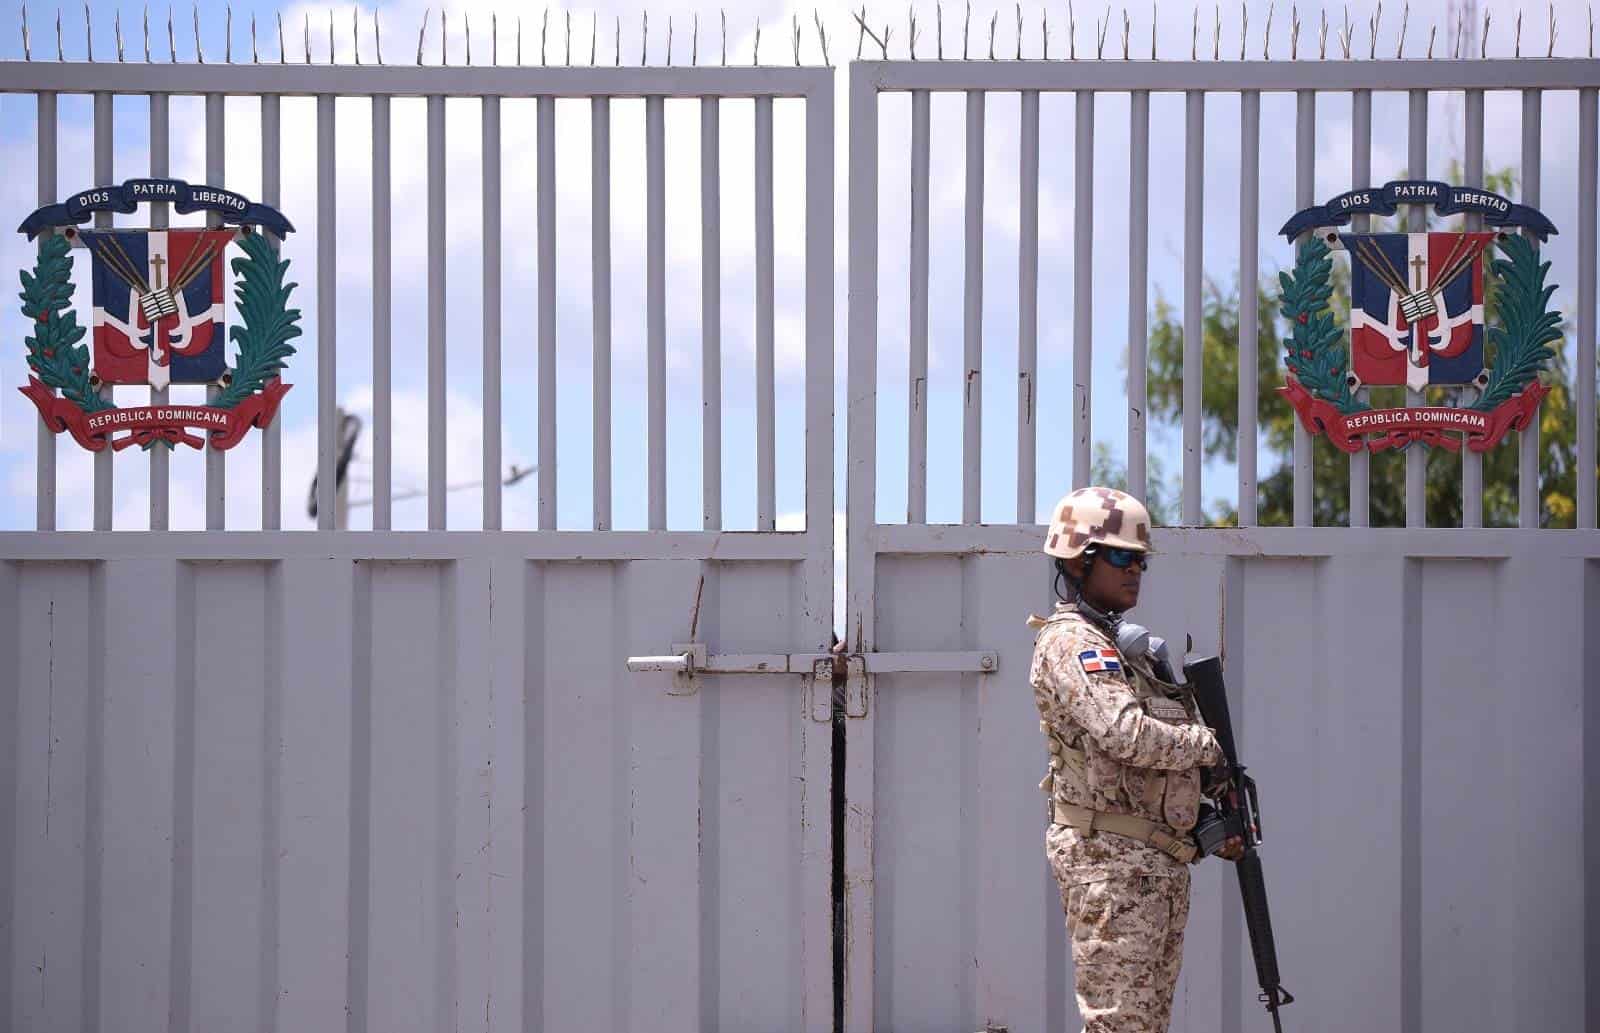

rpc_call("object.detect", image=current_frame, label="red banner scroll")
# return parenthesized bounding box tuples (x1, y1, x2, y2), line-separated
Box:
(20, 377, 291, 452)
(1279, 377, 1547, 454)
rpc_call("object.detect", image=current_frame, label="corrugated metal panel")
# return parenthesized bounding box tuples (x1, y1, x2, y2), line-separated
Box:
(849, 530, 1598, 1032)
(2, 545, 834, 1031)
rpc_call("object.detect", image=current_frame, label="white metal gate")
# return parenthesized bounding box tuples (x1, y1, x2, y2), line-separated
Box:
(843, 46, 1600, 1033)
(0, 19, 841, 1032)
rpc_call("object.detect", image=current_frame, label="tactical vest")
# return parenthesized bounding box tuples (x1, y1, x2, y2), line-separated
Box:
(1030, 608, 1204, 864)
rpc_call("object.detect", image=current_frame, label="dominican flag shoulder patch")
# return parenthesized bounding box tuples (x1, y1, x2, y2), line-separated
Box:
(1078, 649, 1122, 674)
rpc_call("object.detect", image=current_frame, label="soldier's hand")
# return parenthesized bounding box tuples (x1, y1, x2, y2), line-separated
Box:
(1217, 835, 1245, 861)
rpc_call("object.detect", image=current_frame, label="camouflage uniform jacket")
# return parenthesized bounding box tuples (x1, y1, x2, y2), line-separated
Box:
(1031, 602, 1223, 877)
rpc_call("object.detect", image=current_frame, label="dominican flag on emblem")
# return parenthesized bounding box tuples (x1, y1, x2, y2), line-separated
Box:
(1339, 231, 1494, 394)
(79, 229, 230, 390)
(1078, 649, 1121, 674)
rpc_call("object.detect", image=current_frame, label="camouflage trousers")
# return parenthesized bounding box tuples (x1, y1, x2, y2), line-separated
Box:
(1049, 836, 1192, 1033)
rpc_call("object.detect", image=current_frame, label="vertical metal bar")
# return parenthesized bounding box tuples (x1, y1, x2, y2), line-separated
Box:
(1073, 90, 1094, 492)
(1293, 89, 1315, 527)
(646, 95, 666, 530)
(371, 96, 391, 531)
(316, 94, 336, 530)
(1237, 90, 1259, 527)
(35, 92, 57, 531)
(206, 93, 225, 530)
(149, 93, 170, 530)
(427, 94, 446, 530)
(1579, 88, 1597, 529)
(908, 89, 931, 523)
(755, 96, 776, 531)
(539, 95, 558, 530)
(1128, 90, 1150, 506)
(261, 95, 283, 530)
(482, 96, 502, 531)
(1018, 89, 1040, 522)
(1406, 90, 1428, 527)
(593, 97, 612, 531)
(94, 91, 113, 530)
(843, 64, 879, 1031)
(1182, 90, 1203, 525)
(700, 97, 720, 531)
(1462, 88, 1485, 528)
(1519, 89, 1542, 528)
(963, 90, 985, 522)
(1349, 88, 1372, 527)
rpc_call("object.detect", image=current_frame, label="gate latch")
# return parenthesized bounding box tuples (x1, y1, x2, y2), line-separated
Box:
(625, 646, 999, 716)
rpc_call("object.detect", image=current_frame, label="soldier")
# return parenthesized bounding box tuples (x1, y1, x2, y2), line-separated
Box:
(1029, 486, 1243, 1033)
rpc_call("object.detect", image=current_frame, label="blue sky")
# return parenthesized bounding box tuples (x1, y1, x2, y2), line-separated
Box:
(1, 0, 1594, 534)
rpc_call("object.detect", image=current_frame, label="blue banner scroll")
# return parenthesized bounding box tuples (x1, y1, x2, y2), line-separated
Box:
(1278, 179, 1557, 242)
(18, 179, 294, 239)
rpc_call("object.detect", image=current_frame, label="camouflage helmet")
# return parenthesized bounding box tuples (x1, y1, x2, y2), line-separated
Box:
(1042, 486, 1154, 559)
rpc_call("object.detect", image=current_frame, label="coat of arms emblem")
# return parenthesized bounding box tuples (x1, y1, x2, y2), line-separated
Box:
(17, 179, 299, 451)
(1276, 180, 1561, 453)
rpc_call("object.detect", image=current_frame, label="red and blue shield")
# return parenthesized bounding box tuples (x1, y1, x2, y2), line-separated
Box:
(1338, 231, 1494, 393)
(78, 229, 230, 390)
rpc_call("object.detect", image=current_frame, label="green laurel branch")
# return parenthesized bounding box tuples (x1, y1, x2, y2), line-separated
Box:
(19, 233, 111, 413)
(1473, 233, 1561, 412)
(214, 230, 301, 411)
(1278, 236, 1368, 416)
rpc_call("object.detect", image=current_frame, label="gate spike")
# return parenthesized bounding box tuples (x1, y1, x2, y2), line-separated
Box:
(84, 1, 91, 60)
(1043, 4, 1051, 59)
(908, 5, 918, 59)
(1093, 6, 1104, 57)
(415, 8, 426, 64)
(1338, 3, 1350, 58)
(1548, 1, 1556, 57)
(193, 3, 201, 62)
(353, 5, 359, 64)
(1241, 0, 1248, 59)
(1514, 9, 1522, 57)
(1123, 6, 1131, 58)
(327, 7, 333, 63)
(541, 7, 548, 65)
(936, 1, 943, 58)
(667, 13, 673, 66)
(1190, 4, 1197, 58)
(1427, 22, 1435, 58)
(439, 6, 445, 65)
(116, 8, 126, 60)
(54, 5, 61, 62)
(276, 10, 284, 62)
(816, 8, 833, 64)
(1153, 0, 1158, 58)
(250, 12, 257, 62)
(795, 12, 803, 64)
(1290, 4, 1300, 59)
(990, 10, 998, 60)
(1318, 7, 1327, 58)
(1367, 0, 1379, 60)
(755, 14, 764, 63)
(1589, 2, 1593, 57)
(1214, 3, 1222, 59)
(20, 3, 28, 61)
(616, 13, 622, 66)
(225, 3, 231, 61)
(1015, 2, 1021, 60)
(590, 11, 596, 64)
(720, 8, 725, 64)
(566, 9, 572, 65)
(302, 10, 309, 62)
(1263, 0, 1273, 58)
(491, 11, 496, 65)
(167, 4, 175, 62)
(144, 3, 151, 61)
(465, 10, 470, 65)
(856, 4, 865, 57)
(1482, 10, 1491, 57)
(1396, 2, 1407, 58)
(1067, 0, 1075, 58)
(1454, 5, 1463, 56)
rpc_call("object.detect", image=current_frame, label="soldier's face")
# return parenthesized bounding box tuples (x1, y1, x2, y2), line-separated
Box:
(1079, 552, 1142, 612)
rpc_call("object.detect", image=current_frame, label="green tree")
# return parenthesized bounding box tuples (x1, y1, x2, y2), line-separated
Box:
(1138, 167, 1596, 528)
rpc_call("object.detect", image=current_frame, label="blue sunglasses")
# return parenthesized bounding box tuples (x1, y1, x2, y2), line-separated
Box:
(1095, 546, 1150, 571)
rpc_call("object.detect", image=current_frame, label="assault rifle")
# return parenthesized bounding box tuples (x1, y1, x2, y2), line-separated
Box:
(1183, 655, 1294, 1033)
